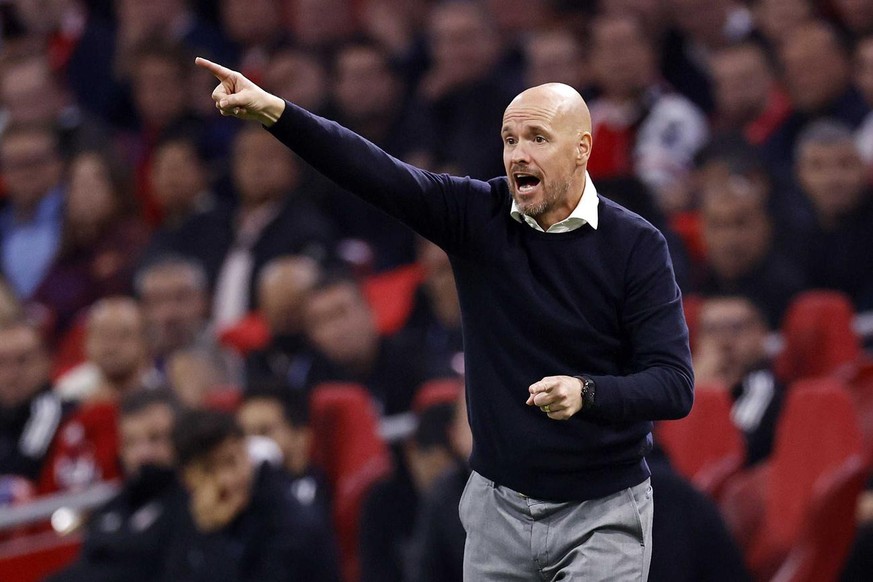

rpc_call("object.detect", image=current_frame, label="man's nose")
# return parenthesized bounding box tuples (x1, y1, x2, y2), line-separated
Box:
(510, 142, 530, 164)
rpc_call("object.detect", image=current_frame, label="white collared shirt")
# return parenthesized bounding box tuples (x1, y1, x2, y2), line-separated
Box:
(510, 171, 600, 233)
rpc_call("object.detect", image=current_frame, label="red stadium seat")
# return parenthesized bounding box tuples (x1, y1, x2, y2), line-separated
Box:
(836, 356, 873, 460)
(770, 455, 867, 582)
(0, 531, 81, 582)
(309, 383, 392, 582)
(744, 378, 863, 580)
(217, 312, 271, 356)
(361, 263, 424, 335)
(656, 385, 745, 497)
(774, 291, 861, 384)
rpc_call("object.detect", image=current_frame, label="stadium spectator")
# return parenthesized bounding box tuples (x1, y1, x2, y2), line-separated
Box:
(789, 120, 873, 310)
(218, 0, 289, 79)
(245, 255, 320, 389)
(522, 28, 589, 95)
(47, 389, 183, 582)
(33, 148, 149, 336)
(359, 399, 457, 582)
(285, 0, 357, 53)
(163, 408, 341, 582)
(692, 296, 784, 465)
(261, 47, 330, 115)
(0, 320, 64, 483)
(692, 145, 806, 326)
(237, 384, 331, 521)
(587, 12, 709, 215)
(854, 34, 873, 165)
(0, 123, 65, 299)
(750, 0, 816, 47)
(301, 270, 429, 415)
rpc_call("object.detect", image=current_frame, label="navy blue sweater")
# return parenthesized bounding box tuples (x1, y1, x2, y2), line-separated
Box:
(268, 102, 694, 501)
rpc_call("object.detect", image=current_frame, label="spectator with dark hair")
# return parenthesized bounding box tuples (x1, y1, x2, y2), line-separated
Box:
(48, 389, 184, 582)
(762, 20, 870, 189)
(261, 47, 331, 116)
(301, 270, 430, 415)
(789, 120, 873, 310)
(237, 383, 330, 519)
(245, 255, 320, 389)
(692, 296, 784, 465)
(0, 123, 65, 300)
(359, 400, 458, 582)
(0, 320, 64, 484)
(692, 142, 807, 326)
(147, 134, 219, 231)
(587, 12, 709, 215)
(833, 0, 873, 37)
(32, 148, 150, 336)
(749, 0, 816, 48)
(164, 408, 340, 582)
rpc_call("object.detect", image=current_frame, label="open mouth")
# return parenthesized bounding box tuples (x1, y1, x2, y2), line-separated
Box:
(514, 173, 541, 194)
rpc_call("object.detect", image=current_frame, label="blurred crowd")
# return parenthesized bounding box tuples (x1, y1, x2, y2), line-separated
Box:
(1, 0, 873, 580)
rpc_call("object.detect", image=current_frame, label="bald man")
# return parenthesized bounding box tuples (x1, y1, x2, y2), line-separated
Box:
(196, 57, 693, 581)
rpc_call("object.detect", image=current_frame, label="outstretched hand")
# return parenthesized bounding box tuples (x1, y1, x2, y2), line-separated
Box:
(195, 57, 286, 126)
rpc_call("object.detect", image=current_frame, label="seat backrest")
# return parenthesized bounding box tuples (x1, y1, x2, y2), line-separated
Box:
(775, 291, 861, 384)
(309, 383, 392, 582)
(412, 377, 464, 413)
(656, 386, 745, 481)
(836, 356, 873, 458)
(361, 263, 424, 335)
(764, 378, 863, 552)
(0, 531, 82, 582)
(770, 455, 867, 582)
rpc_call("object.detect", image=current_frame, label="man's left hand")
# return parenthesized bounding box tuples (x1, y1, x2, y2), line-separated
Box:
(526, 376, 584, 420)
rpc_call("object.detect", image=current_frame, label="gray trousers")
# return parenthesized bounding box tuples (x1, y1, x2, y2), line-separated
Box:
(459, 471, 653, 581)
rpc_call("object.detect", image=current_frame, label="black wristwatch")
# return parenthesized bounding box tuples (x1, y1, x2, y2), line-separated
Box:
(576, 376, 596, 410)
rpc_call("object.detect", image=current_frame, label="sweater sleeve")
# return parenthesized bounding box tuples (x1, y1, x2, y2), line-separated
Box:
(266, 100, 480, 255)
(583, 226, 694, 422)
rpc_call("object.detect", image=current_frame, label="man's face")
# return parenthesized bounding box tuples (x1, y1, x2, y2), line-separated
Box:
(140, 267, 206, 356)
(232, 130, 298, 205)
(855, 38, 873, 106)
(700, 169, 772, 280)
(183, 437, 254, 522)
(0, 326, 49, 409)
(0, 58, 62, 125)
(590, 16, 654, 99)
(334, 46, 400, 123)
(501, 90, 588, 223)
(697, 298, 769, 383)
(86, 303, 148, 383)
(238, 398, 309, 475)
(780, 26, 849, 112)
(150, 143, 207, 214)
(131, 57, 187, 129)
(428, 2, 498, 85)
(304, 283, 377, 367)
(711, 46, 771, 125)
(119, 403, 176, 476)
(797, 140, 867, 223)
(0, 131, 62, 211)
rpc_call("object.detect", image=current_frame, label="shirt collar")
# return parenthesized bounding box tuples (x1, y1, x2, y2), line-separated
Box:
(510, 171, 599, 233)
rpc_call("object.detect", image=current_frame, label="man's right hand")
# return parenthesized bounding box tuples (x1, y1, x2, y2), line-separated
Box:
(195, 57, 286, 127)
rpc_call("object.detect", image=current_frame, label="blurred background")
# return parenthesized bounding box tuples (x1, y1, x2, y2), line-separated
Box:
(0, 0, 873, 580)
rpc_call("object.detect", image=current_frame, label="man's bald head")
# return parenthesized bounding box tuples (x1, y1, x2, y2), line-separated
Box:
(504, 83, 592, 138)
(501, 83, 594, 230)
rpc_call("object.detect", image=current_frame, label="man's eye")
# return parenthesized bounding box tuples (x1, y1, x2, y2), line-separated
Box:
(505, 137, 516, 145)
(535, 136, 546, 143)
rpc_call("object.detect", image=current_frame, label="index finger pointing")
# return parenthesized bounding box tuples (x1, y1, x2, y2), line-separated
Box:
(195, 57, 235, 81)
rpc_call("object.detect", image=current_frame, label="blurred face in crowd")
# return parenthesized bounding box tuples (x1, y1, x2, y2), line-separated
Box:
(696, 297, 769, 386)
(182, 436, 254, 524)
(0, 56, 63, 126)
(710, 44, 772, 126)
(220, 0, 281, 46)
(752, 0, 814, 44)
(833, 0, 873, 35)
(700, 168, 772, 280)
(670, 0, 728, 46)
(797, 139, 867, 226)
(120, 402, 176, 476)
(0, 324, 50, 410)
(257, 256, 319, 336)
(524, 30, 586, 90)
(334, 44, 401, 125)
(501, 85, 592, 228)
(139, 264, 207, 356)
(238, 397, 310, 476)
(288, 0, 355, 49)
(304, 282, 378, 370)
(66, 152, 119, 243)
(166, 349, 223, 408)
(590, 15, 655, 99)
(427, 2, 500, 87)
(263, 49, 328, 113)
(131, 55, 188, 129)
(151, 141, 208, 217)
(856, 36, 873, 105)
(86, 299, 149, 385)
(232, 129, 299, 206)
(0, 129, 63, 214)
(780, 23, 850, 113)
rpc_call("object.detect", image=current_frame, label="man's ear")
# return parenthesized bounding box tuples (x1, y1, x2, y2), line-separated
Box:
(577, 132, 593, 166)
